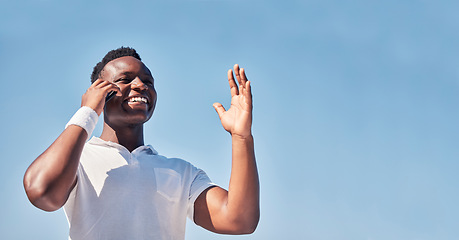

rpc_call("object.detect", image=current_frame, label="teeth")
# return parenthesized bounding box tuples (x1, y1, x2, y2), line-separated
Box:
(128, 97, 148, 103)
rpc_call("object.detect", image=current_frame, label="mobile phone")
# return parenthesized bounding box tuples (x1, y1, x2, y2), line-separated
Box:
(105, 91, 116, 102)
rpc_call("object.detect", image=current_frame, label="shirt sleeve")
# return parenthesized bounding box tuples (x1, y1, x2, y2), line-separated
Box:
(63, 162, 83, 223)
(186, 168, 218, 221)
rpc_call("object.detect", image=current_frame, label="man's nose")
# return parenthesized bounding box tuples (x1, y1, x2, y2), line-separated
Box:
(131, 77, 148, 90)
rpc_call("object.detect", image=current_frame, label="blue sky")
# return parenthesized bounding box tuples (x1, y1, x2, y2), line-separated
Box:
(1, 1, 459, 239)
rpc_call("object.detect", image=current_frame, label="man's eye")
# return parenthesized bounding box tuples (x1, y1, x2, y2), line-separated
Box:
(116, 78, 131, 83)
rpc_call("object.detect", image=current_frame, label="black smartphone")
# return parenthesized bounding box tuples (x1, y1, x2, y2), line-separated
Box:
(105, 91, 116, 102)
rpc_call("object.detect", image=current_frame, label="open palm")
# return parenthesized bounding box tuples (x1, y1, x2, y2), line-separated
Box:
(213, 64, 253, 138)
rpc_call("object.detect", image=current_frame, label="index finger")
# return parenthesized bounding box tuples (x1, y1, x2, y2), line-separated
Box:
(93, 79, 122, 98)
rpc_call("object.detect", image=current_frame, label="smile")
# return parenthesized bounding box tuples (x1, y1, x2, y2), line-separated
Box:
(126, 96, 149, 104)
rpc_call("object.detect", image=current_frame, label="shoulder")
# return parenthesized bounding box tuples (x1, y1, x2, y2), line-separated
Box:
(149, 153, 211, 183)
(154, 155, 200, 173)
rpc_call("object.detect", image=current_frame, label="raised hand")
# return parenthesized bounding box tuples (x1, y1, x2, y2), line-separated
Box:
(196, 64, 259, 234)
(213, 64, 253, 138)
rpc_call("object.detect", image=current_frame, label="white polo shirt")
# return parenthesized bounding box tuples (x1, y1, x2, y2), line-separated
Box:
(64, 137, 216, 240)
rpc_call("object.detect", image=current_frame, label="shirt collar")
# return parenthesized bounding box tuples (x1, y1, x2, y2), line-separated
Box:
(88, 136, 158, 155)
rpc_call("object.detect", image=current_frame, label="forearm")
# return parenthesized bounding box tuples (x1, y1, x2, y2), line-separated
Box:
(226, 134, 260, 231)
(23, 126, 87, 211)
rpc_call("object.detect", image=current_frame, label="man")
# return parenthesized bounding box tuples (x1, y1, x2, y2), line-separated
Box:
(23, 47, 259, 239)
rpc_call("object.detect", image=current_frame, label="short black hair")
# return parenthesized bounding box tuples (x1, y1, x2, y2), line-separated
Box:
(91, 46, 141, 83)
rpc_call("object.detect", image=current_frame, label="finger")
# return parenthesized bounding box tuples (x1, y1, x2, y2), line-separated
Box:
(96, 82, 121, 100)
(93, 79, 113, 90)
(234, 64, 243, 86)
(239, 83, 244, 97)
(212, 102, 226, 119)
(107, 82, 121, 95)
(92, 78, 105, 87)
(228, 69, 239, 96)
(245, 81, 253, 106)
(115, 87, 122, 96)
(239, 67, 248, 86)
(104, 83, 122, 96)
(97, 80, 120, 92)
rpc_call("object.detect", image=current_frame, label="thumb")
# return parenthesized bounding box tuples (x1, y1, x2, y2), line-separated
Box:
(213, 102, 226, 119)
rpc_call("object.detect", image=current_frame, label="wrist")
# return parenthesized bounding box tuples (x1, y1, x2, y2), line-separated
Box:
(231, 133, 254, 142)
(65, 106, 99, 139)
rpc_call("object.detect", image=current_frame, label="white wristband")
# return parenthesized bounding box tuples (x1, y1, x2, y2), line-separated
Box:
(65, 106, 99, 138)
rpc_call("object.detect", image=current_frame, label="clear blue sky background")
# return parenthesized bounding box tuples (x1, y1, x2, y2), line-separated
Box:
(1, 1, 458, 239)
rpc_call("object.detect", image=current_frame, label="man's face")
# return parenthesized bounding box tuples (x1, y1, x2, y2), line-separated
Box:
(100, 56, 157, 127)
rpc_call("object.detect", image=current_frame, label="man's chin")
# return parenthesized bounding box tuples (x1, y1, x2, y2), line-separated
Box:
(105, 112, 153, 127)
(125, 112, 153, 124)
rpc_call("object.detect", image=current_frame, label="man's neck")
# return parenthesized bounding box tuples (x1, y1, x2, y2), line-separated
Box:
(100, 122, 145, 152)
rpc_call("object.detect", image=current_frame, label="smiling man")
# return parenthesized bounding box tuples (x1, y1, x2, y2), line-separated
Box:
(23, 47, 259, 240)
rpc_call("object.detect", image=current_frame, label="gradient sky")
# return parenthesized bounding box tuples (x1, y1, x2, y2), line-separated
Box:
(1, 1, 458, 239)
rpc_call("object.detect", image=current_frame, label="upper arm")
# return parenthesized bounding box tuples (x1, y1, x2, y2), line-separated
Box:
(193, 186, 231, 234)
(23, 126, 86, 211)
(194, 186, 256, 234)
